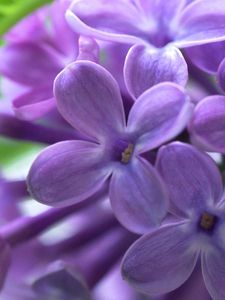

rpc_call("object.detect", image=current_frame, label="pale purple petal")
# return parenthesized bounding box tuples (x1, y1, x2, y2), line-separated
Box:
(127, 83, 192, 153)
(189, 96, 225, 154)
(217, 57, 225, 92)
(0, 42, 62, 86)
(13, 86, 55, 121)
(6, 9, 46, 43)
(50, 0, 79, 57)
(202, 248, 225, 300)
(138, 0, 187, 33)
(77, 36, 99, 62)
(122, 222, 198, 295)
(54, 61, 126, 142)
(27, 140, 111, 206)
(110, 157, 168, 234)
(124, 44, 188, 98)
(66, 0, 146, 44)
(175, 0, 225, 47)
(185, 41, 225, 74)
(156, 142, 223, 217)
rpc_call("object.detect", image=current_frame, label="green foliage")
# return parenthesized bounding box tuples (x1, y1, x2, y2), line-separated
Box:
(0, 0, 53, 37)
(0, 137, 44, 179)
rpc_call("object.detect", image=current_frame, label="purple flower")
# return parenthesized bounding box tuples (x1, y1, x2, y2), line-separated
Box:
(0, 0, 79, 121)
(66, 0, 225, 98)
(189, 95, 225, 154)
(27, 60, 192, 233)
(122, 142, 225, 299)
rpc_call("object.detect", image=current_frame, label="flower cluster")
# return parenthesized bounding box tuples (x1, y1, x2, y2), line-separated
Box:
(1, 0, 225, 299)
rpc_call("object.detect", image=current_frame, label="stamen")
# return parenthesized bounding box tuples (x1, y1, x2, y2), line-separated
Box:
(121, 144, 134, 164)
(199, 212, 216, 231)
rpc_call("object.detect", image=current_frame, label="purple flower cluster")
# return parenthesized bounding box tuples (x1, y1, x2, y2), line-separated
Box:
(1, 0, 225, 299)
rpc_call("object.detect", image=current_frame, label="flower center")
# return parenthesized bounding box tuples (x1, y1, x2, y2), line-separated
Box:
(121, 144, 134, 164)
(199, 212, 217, 231)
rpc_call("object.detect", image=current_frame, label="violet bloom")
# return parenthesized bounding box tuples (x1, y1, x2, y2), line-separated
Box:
(67, 0, 225, 98)
(27, 60, 192, 233)
(122, 142, 225, 300)
(0, 0, 79, 121)
(189, 95, 225, 154)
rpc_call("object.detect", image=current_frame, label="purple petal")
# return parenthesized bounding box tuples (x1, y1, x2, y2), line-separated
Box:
(202, 248, 225, 300)
(127, 83, 192, 153)
(110, 157, 168, 234)
(66, 0, 147, 44)
(50, 0, 79, 57)
(185, 41, 225, 74)
(138, 0, 187, 32)
(0, 238, 10, 290)
(156, 142, 223, 217)
(122, 222, 198, 295)
(166, 262, 211, 300)
(176, 0, 225, 47)
(0, 42, 62, 86)
(124, 44, 188, 99)
(217, 57, 225, 93)
(189, 96, 225, 154)
(77, 36, 99, 62)
(27, 140, 111, 206)
(13, 86, 55, 121)
(54, 61, 126, 142)
(33, 262, 90, 300)
(6, 9, 46, 43)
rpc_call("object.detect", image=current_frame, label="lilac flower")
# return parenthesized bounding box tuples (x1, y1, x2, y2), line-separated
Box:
(66, 0, 225, 98)
(0, 0, 79, 121)
(189, 95, 225, 154)
(27, 60, 192, 233)
(122, 142, 225, 300)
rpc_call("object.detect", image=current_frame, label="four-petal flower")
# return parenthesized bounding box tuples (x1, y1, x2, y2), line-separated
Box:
(27, 61, 192, 234)
(122, 142, 225, 299)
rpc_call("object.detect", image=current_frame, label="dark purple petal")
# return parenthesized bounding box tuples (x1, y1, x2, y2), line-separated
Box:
(66, 0, 146, 44)
(202, 248, 225, 300)
(175, 0, 225, 47)
(124, 44, 188, 98)
(217, 57, 225, 93)
(110, 157, 168, 234)
(127, 83, 192, 153)
(33, 262, 90, 300)
(122, 222, 198, 295)
(0, 238, 10, 290)
(27, 140, 111, 206)
(165, 262, 211, 300)
(13, 86, 55, 121)
(185, 41, 225, 74)
(54, 61, 126, 142)
(189, 96, 225, 154)
(0, 42, 62, 86)
(100, 43, 130, 95)
(156, 142, 223, 217)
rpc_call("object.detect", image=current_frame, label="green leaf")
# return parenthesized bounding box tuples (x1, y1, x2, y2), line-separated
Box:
(0, 137, 44, 179)
(0, 0, 53, 37)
